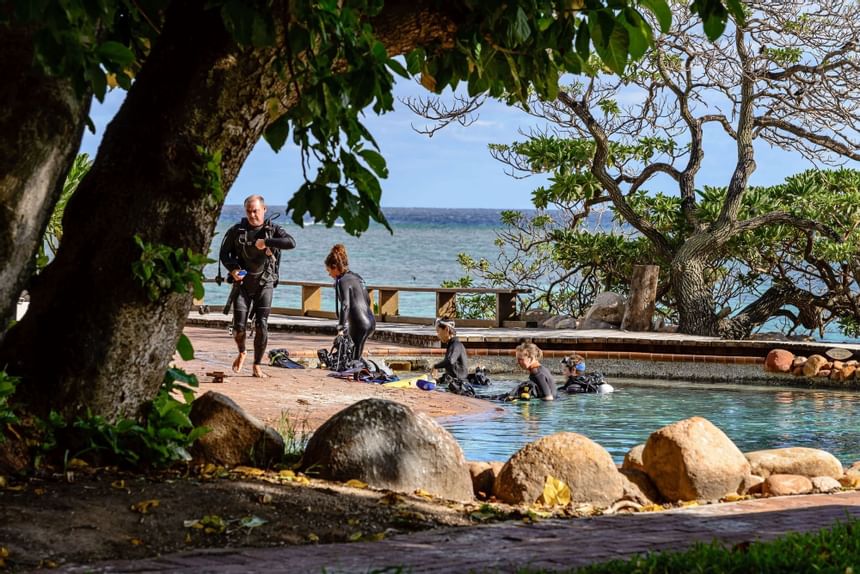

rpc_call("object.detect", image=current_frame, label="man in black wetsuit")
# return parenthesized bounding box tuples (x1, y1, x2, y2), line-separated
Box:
(220, 195, 295, 378)
(431, 318, 468, 382)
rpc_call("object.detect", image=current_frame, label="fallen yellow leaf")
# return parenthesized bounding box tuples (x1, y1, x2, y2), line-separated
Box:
(680, 500, 699, 508)
(348, 531, 363, 542)
(293, 475, 310, 485)
(366, 532, 386, 542)
(34, 487, 46, 496)
(0, 546, 8, 558)
(413, 488, 434, 499)
(279, 469, 296, 479)
(130, 538, 143, 546)
(307, 533, 319, 543)
(130, 499, 160, 514)
(639, 503, 666, 513)
(0, 476, 6, 488)
(378, 492, 405, 506)
(347, 518, 360, 526)
(344, 479, 368, 489)
(233, 466, 265, 476)
(258, 494, 273, 504)
(111, 480, 126, 489)
(67, 458, 89, 470)
(537, 475, 571, 507)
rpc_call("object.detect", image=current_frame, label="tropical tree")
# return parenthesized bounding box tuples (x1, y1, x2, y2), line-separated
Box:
(0, 0, 741, 420)
(465, 0, 860, 337)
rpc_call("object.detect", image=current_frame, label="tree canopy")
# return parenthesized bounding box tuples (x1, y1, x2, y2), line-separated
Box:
(452, 0, 860, 337)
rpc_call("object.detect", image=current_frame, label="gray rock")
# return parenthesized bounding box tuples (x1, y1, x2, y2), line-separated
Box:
(494, 432, 625, 507)
(582, 292, 626, 326)
(643, 416, 750, 502)
(811, 476, 841, 493)
(189, 391, 284, 467)
(300, 399, 473, 502)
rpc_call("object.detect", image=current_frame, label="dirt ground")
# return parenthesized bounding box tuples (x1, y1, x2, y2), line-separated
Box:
(0, 466, 501, 571)
(0, 326, 506, 571)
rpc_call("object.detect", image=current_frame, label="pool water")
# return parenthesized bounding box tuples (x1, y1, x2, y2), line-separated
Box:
(441, 378, 860, 465)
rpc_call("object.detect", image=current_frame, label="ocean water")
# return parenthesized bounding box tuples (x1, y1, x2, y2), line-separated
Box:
(204, 206, 505, 316)
(204, 206, 857, 343)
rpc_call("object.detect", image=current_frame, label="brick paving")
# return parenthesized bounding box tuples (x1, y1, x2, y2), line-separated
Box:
(60, 490, 860, 573)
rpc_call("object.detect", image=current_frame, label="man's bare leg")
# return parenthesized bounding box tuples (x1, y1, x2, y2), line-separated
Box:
(252, 364, 269, 378)
(232, 351, 246, 373)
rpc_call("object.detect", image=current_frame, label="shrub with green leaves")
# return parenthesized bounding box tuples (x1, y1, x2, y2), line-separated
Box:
(43, 366, 208, 469)
(131, 235, 211, 303)
(0, 371, 20, 441)
(569, 518, 860, 574)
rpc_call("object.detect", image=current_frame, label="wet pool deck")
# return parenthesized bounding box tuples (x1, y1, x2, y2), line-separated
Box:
(63, 489, 860, 573)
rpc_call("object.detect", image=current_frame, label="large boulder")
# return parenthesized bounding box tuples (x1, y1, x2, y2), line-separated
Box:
(190, 391, 285, 467)
(745, 447, 843, 479)
(619, 468, 661, 504)
(299, 399, 473, 502)
(494, 432, 624, 507)
(764, 349, 794, 373)
(582, 292, 626, 326)
(642, 417, 750, 502)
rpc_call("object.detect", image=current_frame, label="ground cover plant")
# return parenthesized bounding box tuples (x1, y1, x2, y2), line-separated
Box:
(564, 518, 860, 574)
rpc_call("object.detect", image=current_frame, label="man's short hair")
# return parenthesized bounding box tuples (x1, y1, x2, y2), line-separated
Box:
(244, 194, 266, 207)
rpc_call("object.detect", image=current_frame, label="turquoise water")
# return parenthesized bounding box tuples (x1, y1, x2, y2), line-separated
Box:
(442, 378, 860, 465)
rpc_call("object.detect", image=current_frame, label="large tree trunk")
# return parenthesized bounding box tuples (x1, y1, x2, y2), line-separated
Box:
(671, 233, 720, 336)
(0, 2, 283, 419)
(621, 264, 659, 331)
(0, 26, 90, 338)
(0, 0, 458, 420)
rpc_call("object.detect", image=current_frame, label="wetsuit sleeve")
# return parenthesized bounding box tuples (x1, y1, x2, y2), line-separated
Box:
(451, 340, 469, 380)
(433, 349, 453, 372)
(219, 225, 241, 272)
(265, 225, 296, 250)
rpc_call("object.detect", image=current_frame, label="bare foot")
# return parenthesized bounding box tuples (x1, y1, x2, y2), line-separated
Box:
(252, 364, 269, 379)
(232, 352, 246, 373)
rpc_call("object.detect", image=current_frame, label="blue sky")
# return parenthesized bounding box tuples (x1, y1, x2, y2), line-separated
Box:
(80, 78, 837, 209)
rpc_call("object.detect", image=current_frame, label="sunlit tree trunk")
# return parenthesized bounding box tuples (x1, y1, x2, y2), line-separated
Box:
(0, 26, 90, 338)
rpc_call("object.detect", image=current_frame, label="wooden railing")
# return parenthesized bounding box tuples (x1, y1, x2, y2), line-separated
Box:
(200, 279, 530, 327)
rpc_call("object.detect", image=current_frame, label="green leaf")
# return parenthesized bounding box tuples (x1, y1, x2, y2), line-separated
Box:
(263, 115, 291, 153)
(640, 0, 672, 34)
(511, 7, 531, 44)
(575, 20, 590, 60)
(97, 41, 135, 68)
(358, 149, 388, 178)
(176, 333, 194, 361)
(589, 12, 629, 75)
(386, 58, 409, 79)
(371, 41, 388, 62)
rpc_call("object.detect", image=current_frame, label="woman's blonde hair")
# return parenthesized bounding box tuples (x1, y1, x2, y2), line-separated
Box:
(515, 342, 542, 361)
(325, 244, 349, 274)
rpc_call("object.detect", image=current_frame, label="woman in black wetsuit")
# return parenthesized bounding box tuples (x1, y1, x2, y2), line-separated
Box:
(431, 318, 468, 384)
(325, 244, 376, 361)
(513, 342, 557, 401)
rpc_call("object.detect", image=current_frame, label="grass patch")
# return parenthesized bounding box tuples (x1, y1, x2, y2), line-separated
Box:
(543, 517, 860, 574)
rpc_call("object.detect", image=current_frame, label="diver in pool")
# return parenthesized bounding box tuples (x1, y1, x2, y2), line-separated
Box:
(559, 354, 614, 394)
(503, 342, 556, 401)
(431, 318, 477, 395)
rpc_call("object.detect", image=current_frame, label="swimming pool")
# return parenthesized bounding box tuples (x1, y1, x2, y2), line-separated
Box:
(441, 378, 860, 465)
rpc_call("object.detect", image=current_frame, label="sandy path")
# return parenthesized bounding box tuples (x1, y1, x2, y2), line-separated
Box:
(178, 325, 496, 430)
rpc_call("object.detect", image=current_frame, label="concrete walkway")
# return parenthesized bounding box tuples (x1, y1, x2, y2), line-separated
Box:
(60, 490, 860, 573)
